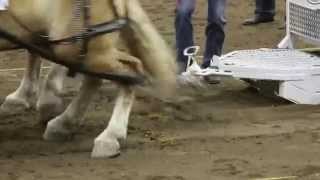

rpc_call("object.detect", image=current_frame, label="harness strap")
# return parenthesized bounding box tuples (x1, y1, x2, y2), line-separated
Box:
(49, 19, 127, 45)
(0, 26, 144, 84)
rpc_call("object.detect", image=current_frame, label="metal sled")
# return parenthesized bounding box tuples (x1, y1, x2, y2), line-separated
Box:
(184, 0, 320, 104)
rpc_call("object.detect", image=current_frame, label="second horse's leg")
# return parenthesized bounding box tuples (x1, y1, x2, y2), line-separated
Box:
(43, 76, 102, 141)
(0, 53, 41, 116)
(37, 64, 67, 124)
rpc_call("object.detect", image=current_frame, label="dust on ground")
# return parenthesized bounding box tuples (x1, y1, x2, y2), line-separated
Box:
(1, 0, 320, 180)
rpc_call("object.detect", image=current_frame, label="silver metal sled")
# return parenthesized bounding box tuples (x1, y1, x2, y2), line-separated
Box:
(183, 0, 320, 104)
(188, 48, 320, 104)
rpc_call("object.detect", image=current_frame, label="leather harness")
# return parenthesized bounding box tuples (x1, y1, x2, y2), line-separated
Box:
(0, 0, 144, 84)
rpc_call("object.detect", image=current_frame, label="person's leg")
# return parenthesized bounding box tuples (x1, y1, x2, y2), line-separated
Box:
(175, 0, 196, 73)
(202, 0, 226, 68)
(243, 0, 275, 25)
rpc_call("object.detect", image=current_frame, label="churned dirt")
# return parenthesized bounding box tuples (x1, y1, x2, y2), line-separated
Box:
(2, 0, 320, 180)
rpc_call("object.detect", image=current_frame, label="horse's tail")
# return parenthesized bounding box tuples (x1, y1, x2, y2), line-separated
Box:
(114, 0, 177, 96)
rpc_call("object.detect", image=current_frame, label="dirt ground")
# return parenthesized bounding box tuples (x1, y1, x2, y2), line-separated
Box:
(1, 0, 320, 180)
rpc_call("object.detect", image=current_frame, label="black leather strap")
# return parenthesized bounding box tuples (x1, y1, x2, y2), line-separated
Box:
(0, 26, 144, 85)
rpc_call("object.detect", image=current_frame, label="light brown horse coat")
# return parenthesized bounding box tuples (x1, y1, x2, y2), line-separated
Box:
(0, 0, 177, 157)
(5, 0, 176, 90)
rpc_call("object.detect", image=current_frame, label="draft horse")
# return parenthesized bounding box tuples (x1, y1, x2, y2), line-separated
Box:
(0, 0, 177, 158)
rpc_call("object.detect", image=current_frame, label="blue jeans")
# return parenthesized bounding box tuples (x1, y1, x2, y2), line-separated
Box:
(175, 0, 226, 72)
(255, 0, 275, 18)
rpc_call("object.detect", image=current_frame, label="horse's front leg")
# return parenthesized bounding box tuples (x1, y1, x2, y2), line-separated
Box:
(36, 64, 67, 124)
(43, 75, 102, 141)
(92, 85, 135, 158)
(0, 53, 41, 116)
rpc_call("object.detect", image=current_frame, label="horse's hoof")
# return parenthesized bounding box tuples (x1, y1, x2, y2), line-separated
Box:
(43, 120, 73, 142)
(91, 138, 120, 158)
(0, 98, 30, 117)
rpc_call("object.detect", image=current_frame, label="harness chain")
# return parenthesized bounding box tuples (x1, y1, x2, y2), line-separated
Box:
(72, 0, 90, 56)
(82, 0, 90, 56)
(68, 0, 91, 76)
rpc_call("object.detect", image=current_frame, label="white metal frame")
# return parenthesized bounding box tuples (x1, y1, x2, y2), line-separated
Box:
(278, 0, 320, 48)
(184, 0, 320, 104)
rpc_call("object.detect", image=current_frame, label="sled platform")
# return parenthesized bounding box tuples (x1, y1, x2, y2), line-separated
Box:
(185, 0, 320, 104)
(197, 48, 320, 104)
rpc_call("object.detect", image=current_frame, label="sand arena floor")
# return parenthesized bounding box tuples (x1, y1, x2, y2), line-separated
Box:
(1, 0, 320, 179)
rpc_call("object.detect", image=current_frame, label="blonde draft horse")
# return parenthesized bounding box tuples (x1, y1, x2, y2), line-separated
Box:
(0, 0, 177, 158)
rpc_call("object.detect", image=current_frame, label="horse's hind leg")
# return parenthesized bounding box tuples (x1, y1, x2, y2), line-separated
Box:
(0, 53, 41, 116)
(92, 85, 135, 158)
(43, 75, 102, 141)
(36, 64, 67, 124)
